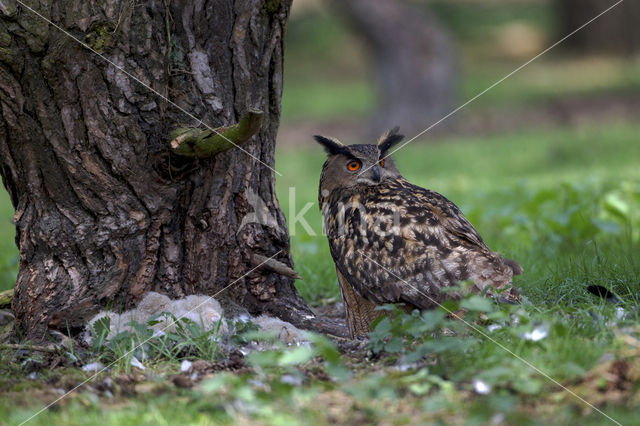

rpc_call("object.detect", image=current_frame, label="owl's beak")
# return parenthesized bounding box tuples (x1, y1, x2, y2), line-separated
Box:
(371, 165, 381, 182)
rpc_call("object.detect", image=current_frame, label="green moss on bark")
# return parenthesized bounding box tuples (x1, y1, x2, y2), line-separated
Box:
(170, 110, 263, 158)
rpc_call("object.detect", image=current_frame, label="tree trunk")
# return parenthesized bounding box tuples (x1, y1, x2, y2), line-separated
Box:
(557, 0, 640, 53)
(334, 0, 456, 137)
(0, 0, 345, 340)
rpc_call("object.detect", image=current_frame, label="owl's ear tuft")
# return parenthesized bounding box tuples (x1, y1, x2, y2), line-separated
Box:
(377, 127, 404, 155)
(314, 135, 346, 155)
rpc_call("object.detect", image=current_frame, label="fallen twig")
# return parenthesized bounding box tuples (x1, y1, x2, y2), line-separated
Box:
(250, 253, 302, 280)
(0, 343, 59, 354)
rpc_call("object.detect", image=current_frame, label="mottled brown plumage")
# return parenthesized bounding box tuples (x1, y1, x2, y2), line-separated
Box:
(315, 128, 522, 338)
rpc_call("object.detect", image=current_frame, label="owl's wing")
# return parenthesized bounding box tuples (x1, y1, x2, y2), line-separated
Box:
(327, 180, 509, 310)
(413, 187, 488, 249)
(329, 231, 457, 310)
(423, 189, 523, 276)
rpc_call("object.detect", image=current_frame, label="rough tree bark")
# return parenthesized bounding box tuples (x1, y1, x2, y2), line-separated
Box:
(0, 0, 344, 340)
(334, 0, 456, 137)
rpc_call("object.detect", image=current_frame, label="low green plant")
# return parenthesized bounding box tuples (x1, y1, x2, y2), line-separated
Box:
(467, 180, 640, 253)
(242, 328, 348, 381)
(88, 313, 224, 371)
(365, 287, 629, 402)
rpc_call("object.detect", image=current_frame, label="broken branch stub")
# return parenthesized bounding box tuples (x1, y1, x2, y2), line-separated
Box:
(250, 253, 302, 280)
(0, 289, 13, 308)
(169, 110, 263, 158)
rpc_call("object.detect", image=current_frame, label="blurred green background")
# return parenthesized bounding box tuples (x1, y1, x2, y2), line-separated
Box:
(0, 189, 14, 292)
(1, 0, 639, 303)
(280, 0, 640, 126)
(276, 0, 640, 305)
(2, 2, 639, 424)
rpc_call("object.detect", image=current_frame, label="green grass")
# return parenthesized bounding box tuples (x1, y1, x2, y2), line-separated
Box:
(461, 56, 640, 109)
(0, 186, 16, 292)
(282, 10, 375, 122)
(272, 119, 639, 425)
(282, 79, 375, 122)
(276, 121, 640, 304)
(1, 392, 234, 425)
(1, 120, 639, 426)
(281, 53, 640, 123)
(3, 3, 640, 420)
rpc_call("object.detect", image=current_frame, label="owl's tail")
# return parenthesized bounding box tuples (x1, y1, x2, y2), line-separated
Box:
(493, 257, 523, 304)
(502, 257, 523, 276)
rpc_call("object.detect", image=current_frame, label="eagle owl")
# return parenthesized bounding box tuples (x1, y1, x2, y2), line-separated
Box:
(315, 128, 522, 339)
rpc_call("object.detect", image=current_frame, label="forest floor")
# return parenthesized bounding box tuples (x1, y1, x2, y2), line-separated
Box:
(2, 2, 640, 423)
(1, 120, 640, 425)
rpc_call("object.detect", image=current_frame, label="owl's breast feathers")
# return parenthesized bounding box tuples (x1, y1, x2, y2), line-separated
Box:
(321, 178, 522, 309)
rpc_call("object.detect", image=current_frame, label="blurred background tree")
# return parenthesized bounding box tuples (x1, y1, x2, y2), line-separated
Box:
(278, 0, 639, 144)
(272, 0, 640, 305)
(558, 0, 640, 53)
(333, 0, 456, 137)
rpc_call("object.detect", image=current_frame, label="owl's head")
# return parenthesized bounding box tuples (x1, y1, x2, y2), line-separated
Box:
(315, 127, 404, 197)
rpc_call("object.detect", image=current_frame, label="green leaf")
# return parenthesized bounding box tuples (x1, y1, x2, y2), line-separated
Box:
(372, 317, 392, 335)
(512, 377, 542, 394)
(551, 322, 568, 338)
(326, 363, 351, 381)
(420, 309, 446, 330)
(307, 333, 341, 363)
(92, 316, 111, 337)
(384, 337, 404, 353)
(439, 299, 459, 313)
(200, 373, 237, 393)
(235, 384, 256, 402)
(247, 350, 280, 367)
(460, 296, 495, 313)
(374, 303, 399, 312)
(278, 346, 316, 366)
(603, 191, 630, 221)
(408, 382, 432, 395)
(419, 338, 467, 354)
(592, 219, 621, 235)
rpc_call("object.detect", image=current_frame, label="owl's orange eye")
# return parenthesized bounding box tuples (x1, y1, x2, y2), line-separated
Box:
(379, 159, 385, 168)
(346, 160, 361, 171)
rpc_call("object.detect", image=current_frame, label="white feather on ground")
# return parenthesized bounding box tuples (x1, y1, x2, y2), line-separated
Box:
(85, 292, 227, 342)
(252, 315, 308, 346)
(84, 292, 308, 347)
